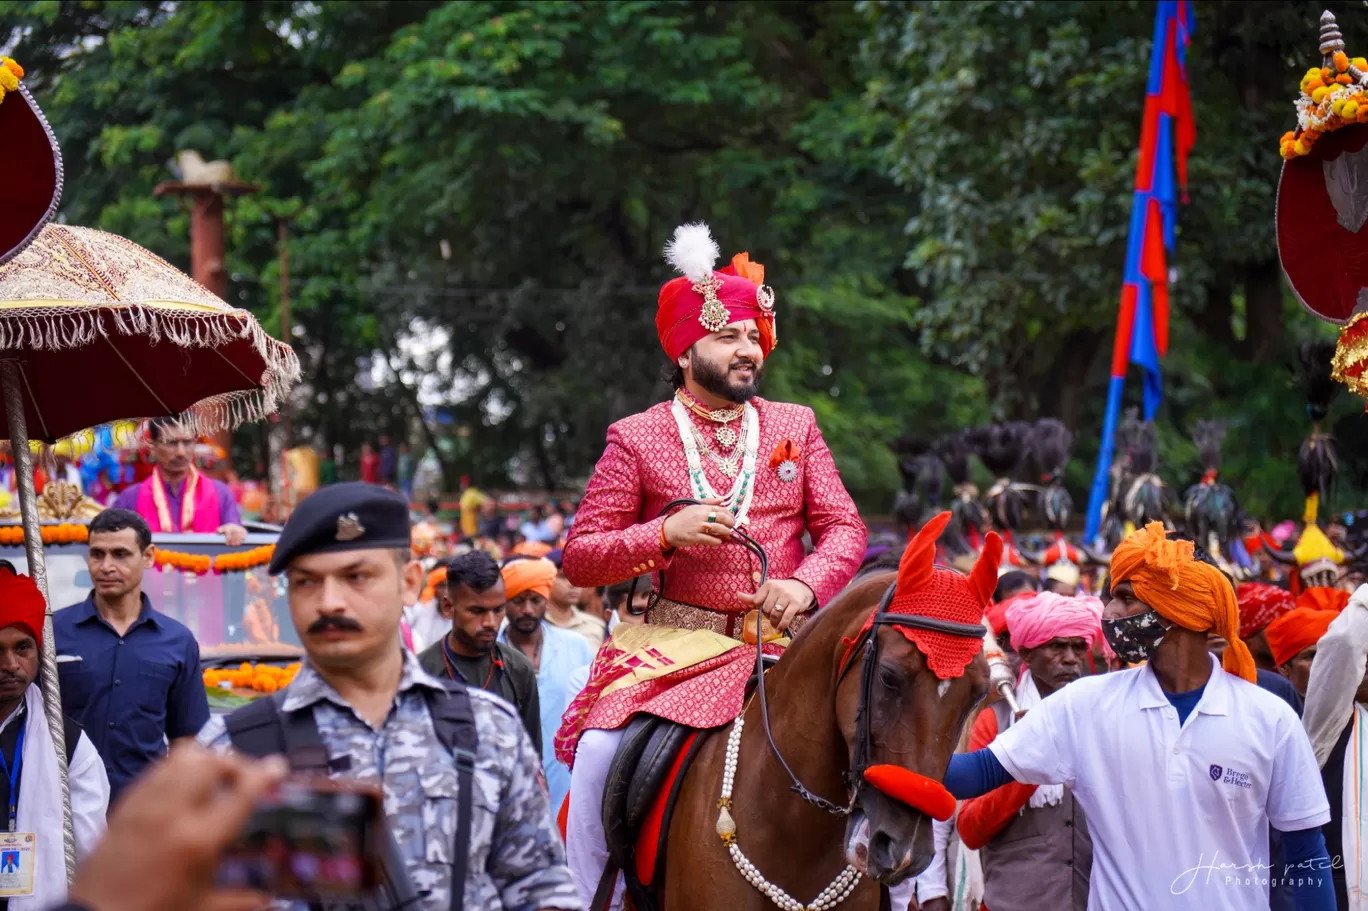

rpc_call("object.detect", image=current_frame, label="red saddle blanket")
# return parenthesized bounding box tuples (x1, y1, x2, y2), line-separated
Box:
(558, 730, 701, 889)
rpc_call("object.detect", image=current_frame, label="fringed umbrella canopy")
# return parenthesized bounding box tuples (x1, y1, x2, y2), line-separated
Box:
(0, 224, 300, 441)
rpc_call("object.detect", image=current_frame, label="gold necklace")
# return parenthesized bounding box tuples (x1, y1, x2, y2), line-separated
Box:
(677, 392, 743, 424)
(690, 425, 742, 477)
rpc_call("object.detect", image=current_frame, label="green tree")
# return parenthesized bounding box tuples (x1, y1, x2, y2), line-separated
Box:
(6, 0, 980, 507)
(862, 0, 1364, 519)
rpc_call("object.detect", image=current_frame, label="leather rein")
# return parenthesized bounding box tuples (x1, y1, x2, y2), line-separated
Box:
(650, 500, 986, 818)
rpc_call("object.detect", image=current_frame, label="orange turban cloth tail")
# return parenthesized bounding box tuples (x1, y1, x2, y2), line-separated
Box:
(1110, 522, 1256, 683)
(501, 558, 557, 601)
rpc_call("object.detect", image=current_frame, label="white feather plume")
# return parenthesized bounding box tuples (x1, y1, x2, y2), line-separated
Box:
(664, 222, 720, 283)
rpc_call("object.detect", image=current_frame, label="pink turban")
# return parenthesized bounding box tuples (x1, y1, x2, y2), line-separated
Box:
(1004, 591, 1104, 651)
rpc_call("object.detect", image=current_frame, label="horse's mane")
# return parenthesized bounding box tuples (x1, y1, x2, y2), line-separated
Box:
(789, 571, 895, 648)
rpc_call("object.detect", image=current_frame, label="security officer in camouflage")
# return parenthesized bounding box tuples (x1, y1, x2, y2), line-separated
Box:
(197, 483, 581, 911)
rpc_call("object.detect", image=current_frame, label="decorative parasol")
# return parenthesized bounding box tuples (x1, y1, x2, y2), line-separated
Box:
(0, 62, 60, 269)
(1276, 11, 1368, 397)
(0, 59, 299, 883)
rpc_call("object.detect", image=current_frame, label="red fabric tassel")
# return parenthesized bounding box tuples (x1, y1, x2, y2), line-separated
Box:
(863, 764, 956, 822)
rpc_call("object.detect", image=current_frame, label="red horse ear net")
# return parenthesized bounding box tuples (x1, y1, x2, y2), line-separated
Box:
(846, 512, 994, 680)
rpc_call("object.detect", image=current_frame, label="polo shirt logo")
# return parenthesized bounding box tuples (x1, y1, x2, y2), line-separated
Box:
(1209, 764, 1254, 789)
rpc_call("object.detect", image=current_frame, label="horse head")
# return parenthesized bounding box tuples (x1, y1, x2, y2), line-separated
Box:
(826, 513, 995, 883)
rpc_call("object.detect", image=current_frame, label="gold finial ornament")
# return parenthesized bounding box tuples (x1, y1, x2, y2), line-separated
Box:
(1322, 10, 1346, 58)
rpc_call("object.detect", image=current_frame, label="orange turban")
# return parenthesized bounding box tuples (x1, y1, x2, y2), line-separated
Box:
(1110, 522, 1255, 683)
(420, 566, 447, 603)
(1297, 586, 1350, 615)
(1264, 607, 1337, 667)
(501, 558, 556, 601)
(511, 541, 553, 559)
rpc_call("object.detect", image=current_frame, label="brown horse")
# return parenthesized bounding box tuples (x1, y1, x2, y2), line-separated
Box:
(661, 567, 992, 909)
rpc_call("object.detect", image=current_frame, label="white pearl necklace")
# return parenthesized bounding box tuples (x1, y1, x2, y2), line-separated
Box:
(716, 716, 863, 911)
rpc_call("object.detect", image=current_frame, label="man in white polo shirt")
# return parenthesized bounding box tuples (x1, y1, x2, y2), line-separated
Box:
(945, 523, 1333, 910)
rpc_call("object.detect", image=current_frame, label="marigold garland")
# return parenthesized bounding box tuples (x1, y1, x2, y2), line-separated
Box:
(1280, 54, 1368, 159)
(1332, 311, 1368, 400)
(203, 661, 301, 694)
(0, 57, 22, 105)
(0, 524, 274, 575)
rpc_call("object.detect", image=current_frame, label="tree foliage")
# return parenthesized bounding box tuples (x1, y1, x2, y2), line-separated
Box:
(3, 0, 1362, 518)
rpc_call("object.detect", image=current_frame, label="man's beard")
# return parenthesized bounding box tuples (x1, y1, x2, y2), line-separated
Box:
(453, 626, 495, 654)
(690, 351, 762, 404)
(510, 615, 541, 635)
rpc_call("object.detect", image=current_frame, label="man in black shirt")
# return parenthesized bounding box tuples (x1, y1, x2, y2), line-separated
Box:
(417, 551, 541, 751)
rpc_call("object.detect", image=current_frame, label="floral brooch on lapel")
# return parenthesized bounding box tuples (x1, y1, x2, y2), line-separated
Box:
(770, 440, 801, 483)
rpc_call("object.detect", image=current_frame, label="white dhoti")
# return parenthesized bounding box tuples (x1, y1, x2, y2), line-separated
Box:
(568, 728, 626, 910)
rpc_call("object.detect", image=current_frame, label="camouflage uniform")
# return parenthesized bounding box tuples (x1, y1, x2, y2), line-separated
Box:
(198, 650, 582, 911)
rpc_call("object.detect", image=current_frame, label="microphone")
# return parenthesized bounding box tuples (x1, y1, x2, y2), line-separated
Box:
(982, 621, 1021, 715)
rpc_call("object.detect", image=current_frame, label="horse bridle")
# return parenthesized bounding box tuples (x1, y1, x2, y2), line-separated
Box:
(652, 500, 986, 818)
(837, 586, 987, 809)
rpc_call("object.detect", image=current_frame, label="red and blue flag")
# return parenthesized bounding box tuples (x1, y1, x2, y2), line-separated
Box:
(1086, 0, 1195, 540)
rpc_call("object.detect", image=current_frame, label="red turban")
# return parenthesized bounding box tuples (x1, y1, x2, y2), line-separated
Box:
(1264, 607, 1338, 668)
(0, 569, 45, 646)
(985, 591, 1031, 638)
(1236, 582, 1296, 640)
(656, 224, 776, 360)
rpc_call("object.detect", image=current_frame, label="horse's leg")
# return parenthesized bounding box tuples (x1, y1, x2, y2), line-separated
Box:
(568, 728, 626, 908)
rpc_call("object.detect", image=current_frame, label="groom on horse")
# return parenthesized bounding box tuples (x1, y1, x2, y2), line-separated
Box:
(556, 222, 867, 905)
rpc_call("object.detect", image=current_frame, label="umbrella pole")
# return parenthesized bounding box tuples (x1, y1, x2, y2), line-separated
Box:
(0, 360, 76, 883)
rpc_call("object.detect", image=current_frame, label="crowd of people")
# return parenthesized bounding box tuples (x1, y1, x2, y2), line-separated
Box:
(17, 221, 1368, 911)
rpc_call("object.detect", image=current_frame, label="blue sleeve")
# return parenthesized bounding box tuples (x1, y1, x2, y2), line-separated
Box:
(216, 482, 242, 525)
(944, 748, 1016, 800)
(166, 634, 210, 739)
(1279, 826, 1336, 911)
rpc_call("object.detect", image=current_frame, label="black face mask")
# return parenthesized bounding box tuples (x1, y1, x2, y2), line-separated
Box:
(1101, 608, 1168, 665)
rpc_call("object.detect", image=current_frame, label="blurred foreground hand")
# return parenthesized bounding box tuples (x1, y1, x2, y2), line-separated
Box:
(67, 744, 287, 911)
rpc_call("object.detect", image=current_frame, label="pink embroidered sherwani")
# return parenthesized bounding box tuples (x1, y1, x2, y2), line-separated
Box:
(554, 396, 865, 765)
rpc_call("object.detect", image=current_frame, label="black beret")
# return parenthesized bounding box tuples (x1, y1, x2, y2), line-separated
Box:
(269, 482, 411, 575)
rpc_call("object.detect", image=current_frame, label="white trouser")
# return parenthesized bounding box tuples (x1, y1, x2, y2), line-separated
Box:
(568, 728, 626, 910)
(567, 727, 918, 911)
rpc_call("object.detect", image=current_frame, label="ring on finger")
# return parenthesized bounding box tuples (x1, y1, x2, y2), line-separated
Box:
(707, 511, 717, 525)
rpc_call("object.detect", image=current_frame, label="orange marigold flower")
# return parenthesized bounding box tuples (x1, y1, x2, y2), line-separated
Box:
(0, 58, 20, 80)
(1336, 51, 1351, 73)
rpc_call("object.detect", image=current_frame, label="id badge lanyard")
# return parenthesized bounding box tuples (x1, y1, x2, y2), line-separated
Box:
(0, 723, 25, 832)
